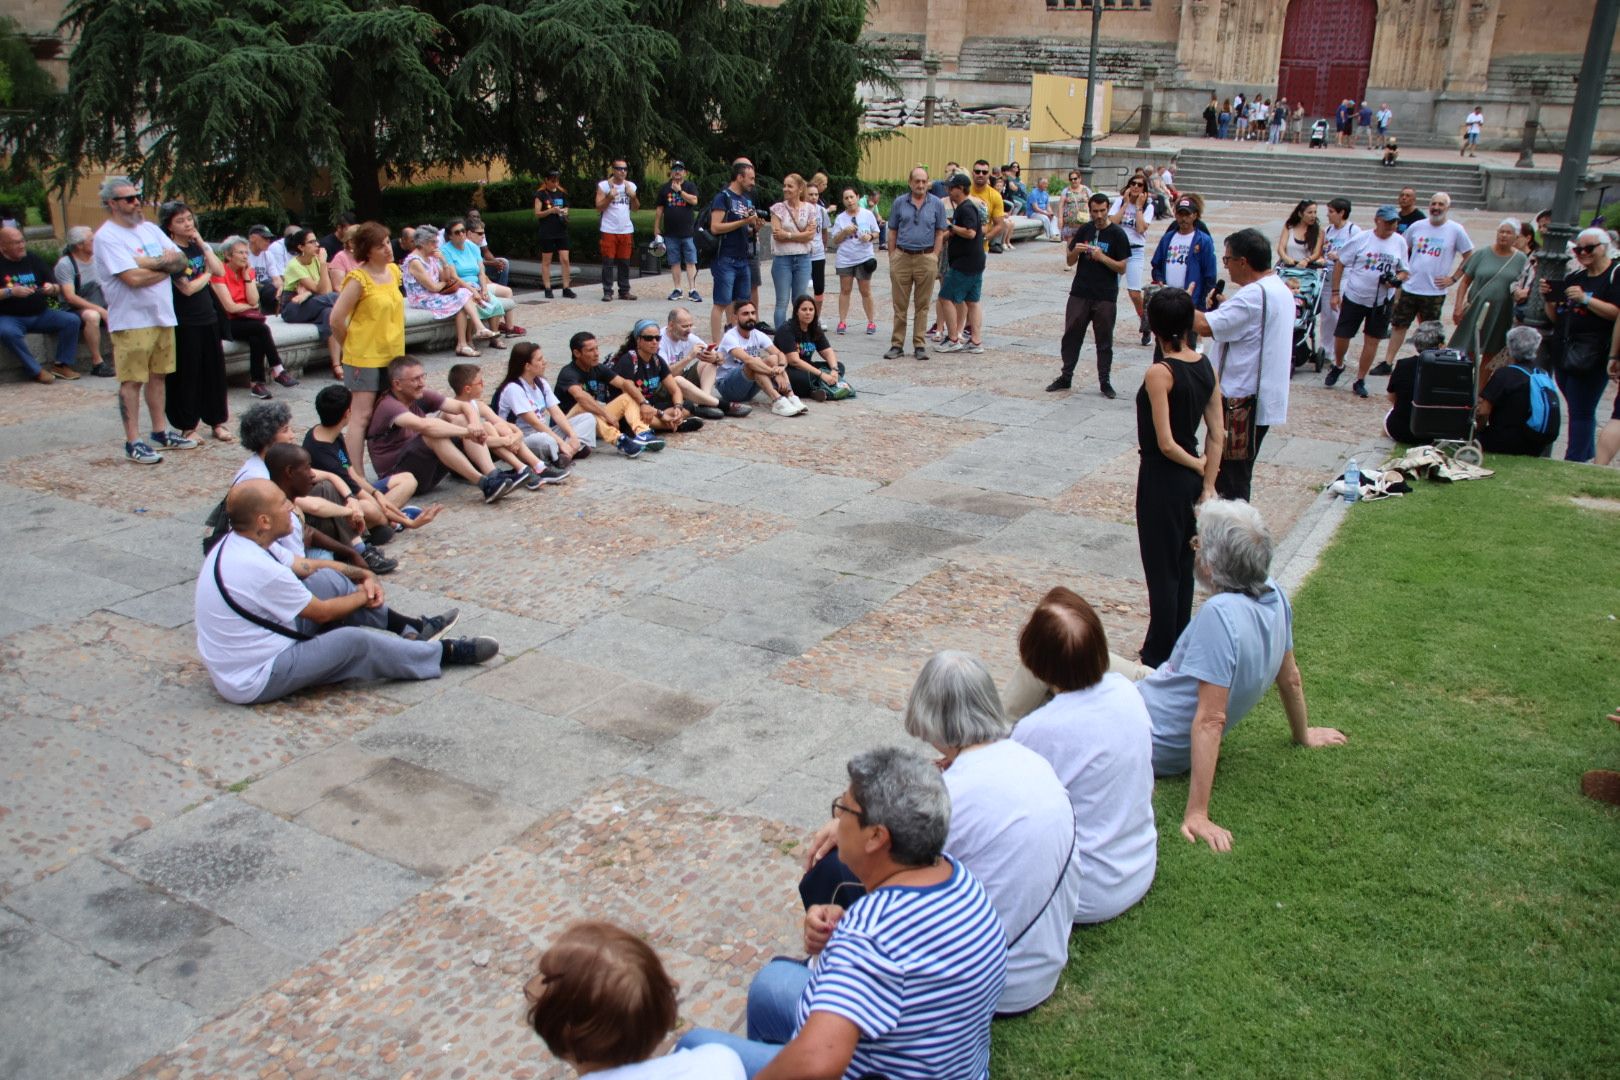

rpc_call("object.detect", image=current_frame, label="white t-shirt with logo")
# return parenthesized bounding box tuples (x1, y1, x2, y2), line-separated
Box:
(93, 219, 180, 332)
(194, 533, 312, 704)
(1323, 221, 1360, 263)
(1203, 272, 1295, 427)
(658, 329, 709, 371)
(1163, 230, 1194, 289)
(496, 376, 560, 435)
(1109, 196, 1155, 247)
(717, 326, 773, 374)
(597, 180, 637, 235)
(833, 209, 879, 268)
(1401, 219, 1473, 297)
(1335, 228, 1411, 307)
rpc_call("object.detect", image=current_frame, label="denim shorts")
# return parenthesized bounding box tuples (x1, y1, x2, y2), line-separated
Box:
(711, 255, 753, 307)
(715, 365, 759, 403)
(665, 236, 698, 268)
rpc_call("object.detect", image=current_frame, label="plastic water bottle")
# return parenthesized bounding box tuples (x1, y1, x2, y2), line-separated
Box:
(1344, 458, 1360, 503)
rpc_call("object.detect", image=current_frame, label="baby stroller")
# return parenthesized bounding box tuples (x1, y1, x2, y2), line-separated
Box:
(1278, 265, 1327, 372)
(1409, 302, 1488, 465)
(1309, 119, 1330, 148)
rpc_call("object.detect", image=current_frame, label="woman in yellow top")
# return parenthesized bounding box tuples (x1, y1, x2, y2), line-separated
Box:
(331, 221, 405, 474)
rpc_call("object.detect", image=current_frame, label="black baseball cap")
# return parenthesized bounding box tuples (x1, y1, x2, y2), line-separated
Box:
(671, 160, 686, 171)
(544, 169, 561, 178)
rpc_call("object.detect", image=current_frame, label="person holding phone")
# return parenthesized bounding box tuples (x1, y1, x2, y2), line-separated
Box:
(1049, 193, 1131, 397)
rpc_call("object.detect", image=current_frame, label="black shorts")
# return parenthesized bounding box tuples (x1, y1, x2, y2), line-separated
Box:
(810, 258, 825, 296)
(1335, 298, 1392, 341)
(537, 236, 569, 255)
(389, 435, 453, 494)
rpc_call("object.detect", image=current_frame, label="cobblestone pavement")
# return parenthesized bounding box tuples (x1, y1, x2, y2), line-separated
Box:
(1, 201, 1597, 1080)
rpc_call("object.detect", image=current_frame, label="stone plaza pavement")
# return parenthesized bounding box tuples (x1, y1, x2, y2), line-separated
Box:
(0, 202, 1564, 1079)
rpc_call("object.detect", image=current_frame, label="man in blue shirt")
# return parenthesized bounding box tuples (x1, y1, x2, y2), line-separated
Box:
(708, 161, 761, 343)
(884, 167, 949, 361)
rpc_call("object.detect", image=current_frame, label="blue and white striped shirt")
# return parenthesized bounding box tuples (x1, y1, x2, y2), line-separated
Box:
(796, 855, 1007, 1080)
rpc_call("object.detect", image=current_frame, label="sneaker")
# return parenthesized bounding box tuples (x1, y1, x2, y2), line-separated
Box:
(925, 323, 938, 337)
(722, 401, 752, 418)
(616, 434, 645, 457)
(690, 404, 725, 420)
(91, 362, 115, 378)
(601, 293, 614, 303)
(273, 370, 299, 388)
(361, 546, 398, 575)
(1368, 360, 1393, 377)
(418, 608, 460, 640)
(688, 290, 702, 303)
(443, 636, 499, 665)
(882, 345, 904, 359)
(480, 471, 517, 503)
(510, 465, 536, 489)
(756, 321, 773, 336)
(1140, 325, 1152, 347)
(249, 382, 273, 400)
(366, 524, 394, 547)
(866, 322, 877, 335)
(936, 339, 963, 353)
(619, 292, 637, 301)
(676, 416, 704, 432)
(965, 341, 985, 354)
(1324, 364, 1345, 387)
(1045, 376, 1072, 392)
(150, 429, 199, 450)
(573, 444, 591, 459)
(1353, 378, 1369, 399)
(1100, 379, 1117, 400)
(787, 394, 807, 413)
(536, 463, 572, 485)
(914, 347, 929, 361)
(124, 440, 162, 465)
(393, 504, 424, 533)
(51, 364, 81, 381)
(562, 288, 577, 299)
(770, 396, 798, 417)
(836, 321, 847, 335)
(668, 289, 684, 301)
(633, 430, 665, 451)
(543, 288, 555, 299)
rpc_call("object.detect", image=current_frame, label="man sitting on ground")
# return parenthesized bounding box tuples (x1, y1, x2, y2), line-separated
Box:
(196, 479, 495, 704)
(365, 354, 519, 504)
(554, 331, 665, 457)
(717, 301, 806, 416)
(446, 362, 571, 487)
(659, 306, 749, 417)
(305, 385, 441, 541)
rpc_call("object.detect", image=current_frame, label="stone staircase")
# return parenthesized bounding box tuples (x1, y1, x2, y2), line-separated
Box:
(1171, 146, 1488, 209)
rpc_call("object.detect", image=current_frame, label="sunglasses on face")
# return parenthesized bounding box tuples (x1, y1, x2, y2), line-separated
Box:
(638, 334, 659, 342)
(973, 169, 988, 175)
(1573, 244, 1602, 255)
(612, 165, 628, 171)
(110, 194, 142, 204)
(450, 227, 465, 234)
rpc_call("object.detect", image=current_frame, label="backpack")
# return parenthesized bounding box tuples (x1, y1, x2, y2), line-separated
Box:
(1508, 365, 1561, 438)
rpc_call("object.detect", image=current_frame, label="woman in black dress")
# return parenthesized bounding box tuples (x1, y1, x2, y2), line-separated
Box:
(1135, 287, 1225, 667)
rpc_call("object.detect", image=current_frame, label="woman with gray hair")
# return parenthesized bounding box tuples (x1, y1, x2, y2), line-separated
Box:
(800, 651, 1081, 1016)
(1450, 218, 1528, 386)
(1539, 226, 1618, 461)
(1474, 324, 1561, 457)
(401, 225, 497, 358)
(211, 235, 296, 399)
(676, 745, 1008, 1077)
(1132, 499, 1346, 853)
(1382, 319, 1448, 444)
(52, 225, 114, 377)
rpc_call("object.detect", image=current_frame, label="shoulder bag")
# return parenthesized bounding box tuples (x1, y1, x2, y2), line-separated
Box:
(212, 539, 311, 641)
(1218, 284, 1267, 462)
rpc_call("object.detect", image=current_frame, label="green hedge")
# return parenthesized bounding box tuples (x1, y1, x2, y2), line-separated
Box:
(482, 208, 658, 261)
(196, 205, 288, 238)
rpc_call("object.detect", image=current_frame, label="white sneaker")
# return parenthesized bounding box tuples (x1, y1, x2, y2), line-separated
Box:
(936, 338, 963, 353)
(770, 396, 797, 417)
(788, 393, 806, 410)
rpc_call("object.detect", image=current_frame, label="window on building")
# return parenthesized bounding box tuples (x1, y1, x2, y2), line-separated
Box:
(1046, 0, 1152, 9)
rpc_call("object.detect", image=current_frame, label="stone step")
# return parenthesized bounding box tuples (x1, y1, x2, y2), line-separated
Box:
(1172, 147, 1488, 208)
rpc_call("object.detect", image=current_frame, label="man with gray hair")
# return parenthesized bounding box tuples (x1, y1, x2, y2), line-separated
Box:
(1476, 324, 1560, 457)
(93, 175, 194, 464)
(54, 225, 114, 376)
(1381, 319, 1448, 444)
(1381, 191, 1472, 375)
(676, 745, 1008, 1078)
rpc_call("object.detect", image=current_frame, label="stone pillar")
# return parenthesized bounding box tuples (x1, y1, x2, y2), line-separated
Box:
(1138, 66, 1158, 149)
(923, 54, 941, 128)
(1516, 81, 1547, 169)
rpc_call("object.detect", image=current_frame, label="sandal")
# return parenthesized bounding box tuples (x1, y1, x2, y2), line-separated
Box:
(455, 345, 480, 358)
(212, 424, 236, 443)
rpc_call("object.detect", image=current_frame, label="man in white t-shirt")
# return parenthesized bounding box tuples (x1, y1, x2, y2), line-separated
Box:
(195, 480, 496, 705)
(92, 175, 197, 466)
(596, 156, 640, 302)
(660, 306, 750, 418)
(246, 225, 288, 312)
(716, 301, 805, 416)
(1326, 205, 1411, 396)
(1193, 228, 1293, 502)
(1463, 106, 1484, 156)
(1379, 192, 1473, 378)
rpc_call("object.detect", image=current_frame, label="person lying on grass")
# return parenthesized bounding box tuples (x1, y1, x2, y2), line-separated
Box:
(1131, 498, 1347, 852)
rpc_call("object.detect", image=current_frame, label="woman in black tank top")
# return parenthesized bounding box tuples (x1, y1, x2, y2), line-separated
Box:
(1135, 288, 1225, 667)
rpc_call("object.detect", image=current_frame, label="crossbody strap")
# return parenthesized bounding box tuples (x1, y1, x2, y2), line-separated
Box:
(1216, 282, 1267, 388)
(1006, 808, 1079, 951)
(212, 539, 311, 641)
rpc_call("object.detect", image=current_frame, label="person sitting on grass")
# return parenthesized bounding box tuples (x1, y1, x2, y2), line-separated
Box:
(675, 747, 1007, 1078)
(365, 355, 519, 505)
(1131, 498, 1347, 852)
(716, 301, 806, 417)
(1475, 325, 1561, 458)
(610, 320, 707, 435)
(304, 385, 441, 542)
(775, 295, 854, 402)
(445, 362, 572, 488)
(658, 306, 748, 418)
(195, 479, 493, 705)
(554, 331, 665, 458)
(491, 342, 590, 466)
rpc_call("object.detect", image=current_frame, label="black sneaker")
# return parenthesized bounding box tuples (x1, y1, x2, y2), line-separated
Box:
(360, 546, 398, 575)
(509, 465, 536, 489)
(91, 361, 115, 378)
(418, 608, 460, 641)
(1140, 325, 1152, 346)
(722, 401, 752, 418)
(366, 524, 394, 547)
(1045, 377, 1072, 392)
(689, 404, 725, 420)
(543, 288, 555, 299)
(442, 636, 499, 665)
(676, 416, 703, 432)
(882, 346, 904, 359)
(249, 382, 273, 400)
(535, 463, 572, 485)
(1100, 380, 1117, 400)
(572, 444, 591, 459)
(1352, 378, 1369, 398)
(1324, 364, 1345, 387)
(1368, 360, 1393, 377)
(562, 288, 577, 299)
(480, 471, 517, 503)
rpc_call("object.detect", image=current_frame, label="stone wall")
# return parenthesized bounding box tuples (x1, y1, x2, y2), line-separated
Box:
(954, 37, 1181, 86)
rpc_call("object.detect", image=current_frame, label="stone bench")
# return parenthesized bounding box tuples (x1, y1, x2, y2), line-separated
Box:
(4, 306, 466, 380)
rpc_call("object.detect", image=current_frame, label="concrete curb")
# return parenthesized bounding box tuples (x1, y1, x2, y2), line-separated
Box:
(1274, 485, 1348, 595)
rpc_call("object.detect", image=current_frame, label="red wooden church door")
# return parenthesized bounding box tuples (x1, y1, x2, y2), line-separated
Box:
(1277, 0, 1377, 119)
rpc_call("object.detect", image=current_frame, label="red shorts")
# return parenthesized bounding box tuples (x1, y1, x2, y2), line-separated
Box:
(600, 233, 633, 260)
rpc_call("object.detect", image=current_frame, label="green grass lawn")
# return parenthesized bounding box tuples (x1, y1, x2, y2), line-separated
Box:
(993, 457, 1620, 1078)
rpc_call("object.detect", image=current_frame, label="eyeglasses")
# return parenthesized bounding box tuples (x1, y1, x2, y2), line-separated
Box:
(638, 334, 660, 342)
(450, 227, 465, 235)
(110, 194, 142, 204)
(1573, 244, 1602, 255)
(831, 798, 866, 825)
(612, 164, 628, 171)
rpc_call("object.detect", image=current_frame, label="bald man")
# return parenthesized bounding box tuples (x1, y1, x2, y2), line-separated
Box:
(0, 224, 85, 382)
(194, 479, 496, 704)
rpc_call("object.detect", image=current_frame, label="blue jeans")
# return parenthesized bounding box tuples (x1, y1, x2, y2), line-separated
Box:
(666, 236, 698, 269)
(772, 254, 812, 326)
(712, 255, 753, 307)
(1556, 363, 1609, 462)
(675, 959, 809, 1078)
(0, 308, 82, 375)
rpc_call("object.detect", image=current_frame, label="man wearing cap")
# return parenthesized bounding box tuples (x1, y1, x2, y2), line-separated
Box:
(247, 225, 287, 314)
(884, 166, 949, 361)
(1324, 205, 1411, 398)
(596, 156, 640, 302)
(655, 162, 701, 304)
(1150, 194, 1218, 347)
(533, 171, 577, 300)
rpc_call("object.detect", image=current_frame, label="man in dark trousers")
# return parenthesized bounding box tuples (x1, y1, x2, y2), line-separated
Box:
(1049, 193, 1131, 398)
